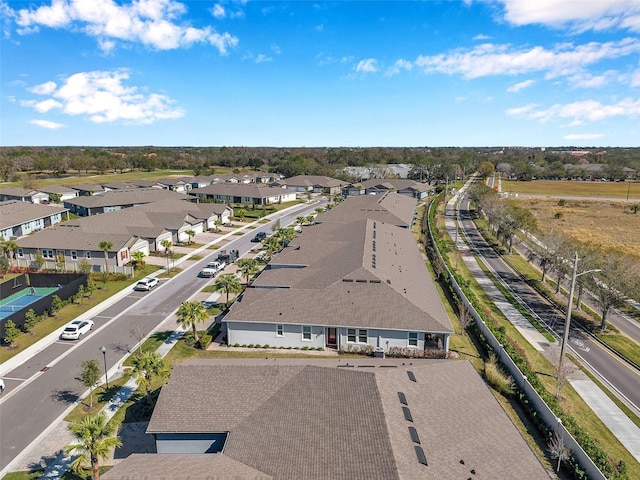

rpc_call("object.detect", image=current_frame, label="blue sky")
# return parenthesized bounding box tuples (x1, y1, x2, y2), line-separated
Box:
(2, 0, 640, 148)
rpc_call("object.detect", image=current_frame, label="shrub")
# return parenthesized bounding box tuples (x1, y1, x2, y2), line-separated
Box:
(484, 353, 515, 396)
(339, 344, 374, 356)
(196, 334, 212, 350)
(554, 211, 563, 219)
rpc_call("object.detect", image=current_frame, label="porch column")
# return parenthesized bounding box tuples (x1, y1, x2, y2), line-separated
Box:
(443, 334, 450, 352)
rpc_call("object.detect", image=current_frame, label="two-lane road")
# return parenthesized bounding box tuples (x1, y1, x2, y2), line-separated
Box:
(0, 201, 323, 472)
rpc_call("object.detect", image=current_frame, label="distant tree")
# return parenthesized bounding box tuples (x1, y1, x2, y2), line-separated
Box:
(77, 359, 102, 408)
(98, 241, 112, 275)
(3, 320, 20, 347)
(65, 413, 122, 480)
(477, 161, 495, 179)
(79, 258, 92, 274)
(631, 203, 639, 214)
(49, 193, 62, 204)
(33, 251, 45, 270)
(235, 208, 247, 221)
(176, 301, 209, 344)
(131, 351, 169, 405)
(55, 253, 66, 272)
(184, 229, 196, 244)
(214, 274, 242, 307)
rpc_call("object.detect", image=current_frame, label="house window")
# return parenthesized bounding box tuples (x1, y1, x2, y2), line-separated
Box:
(17, 248, 23, 258)
(86, 251, 92, 259)
(347, 329, 368, 344)
(276, 324, 284, 337)
(71, 250, 77, 260)
(42, 249, 54, 259)
(302, 326, 312, 341)
(408, 332, 419, 347)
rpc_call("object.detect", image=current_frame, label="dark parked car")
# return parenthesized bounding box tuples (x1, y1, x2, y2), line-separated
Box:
(251, 231, 267, 242)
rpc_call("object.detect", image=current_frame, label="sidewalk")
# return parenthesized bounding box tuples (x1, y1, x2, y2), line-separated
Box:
(1, 201, 318, 477)
(446, 181, 640, 463)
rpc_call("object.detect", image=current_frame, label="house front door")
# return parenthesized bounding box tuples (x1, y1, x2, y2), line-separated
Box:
(326, 328, 337, 346)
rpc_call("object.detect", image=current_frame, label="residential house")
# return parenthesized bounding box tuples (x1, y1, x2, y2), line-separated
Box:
(0, 200, 69, 241)
(316, 191, 417, 228)
(190, 184, 296, 205)
(64, 188, 194, 216)
(0, 187, 49, 204)
(345, 178, 433, 199)
(102, 359, 550, 480)
(100, 181, 139, 191)
(277, 175, 347, 195)
(224, 208, 453, 352)
(188, 175, 215, 189)
(68, 183, 105, 196)
(15, 225, 142, 270)
(36, 185, 79, 203)
(154, 177, 192, 193)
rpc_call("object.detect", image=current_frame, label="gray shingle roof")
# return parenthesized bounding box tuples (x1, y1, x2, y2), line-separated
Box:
(0, 187, 39, 197)
(16, 223, 135, 251)
(65, 188, 190, 208)
(35, 185, 78, 195)
(278, 175, 347, 188)
(228, 218, 452, 333)
(0, 200, 68, 229)
(143, 360, 550, 480)
(191, 183, 290, 199)
(316, 192, 416, 227)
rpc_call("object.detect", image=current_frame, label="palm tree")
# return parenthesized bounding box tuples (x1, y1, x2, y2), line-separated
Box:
(131, 250, 146, 270)
(295, 216, 306, 227)
(214, 273, 242, 307)
(176, 300, 209, 343)
(131, 351, 169, 404)
(160, 239, 173, 272)
(1, 238, 18, 269)
(185, 229, 196, 244)
(97, 241, 112, 274)
(65, 413, 122, 480)
(264, 236, 282, 258)
(237, 258, 259, 285)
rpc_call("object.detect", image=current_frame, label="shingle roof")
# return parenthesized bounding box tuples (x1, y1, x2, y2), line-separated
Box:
(191, 184, 290, 199)
(316, 192, 416, 227)
(0, 187, 39, 197)
(16, 223, 135, 251)
(102, 453, 273, 480)
(35, 185, 78, 195)
(68, 183, 105, 193)
(143, 359, 550, 480)
(278, 175, 347, 188)
(65, 188, 190, 208)
(1, 200, 68, 230)
(227, 218, 452, 333)
(358, 178, 433, 193)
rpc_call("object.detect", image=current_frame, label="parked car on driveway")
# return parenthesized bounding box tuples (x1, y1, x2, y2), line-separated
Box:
(60, 320, 94, 340)
(134, 277, 159, 291)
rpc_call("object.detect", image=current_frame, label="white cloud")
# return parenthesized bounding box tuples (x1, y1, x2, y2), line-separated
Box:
(508, 98, 640, 124)
(412, 38, 640, 79)
(11, 0, 239, 53)
(385, 59, 413, 77)
(29, 80, 57, 95)
(473, 33, 490, 40)
(255, 54, 271, 63)
(507, 79, 534, 92)
(30, 119, 64, 129)
(495, 0, 640, 33)
(211, 4, 226, 19)
(355, 58, 378, 73)
(22, 69, 184, 125)
(564, 133, 605, 140)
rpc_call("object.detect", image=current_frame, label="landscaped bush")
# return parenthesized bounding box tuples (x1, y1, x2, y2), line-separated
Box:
(196, 334, 212, 350)
(385, 347, 448, 359)
(339, 344, 374, 356)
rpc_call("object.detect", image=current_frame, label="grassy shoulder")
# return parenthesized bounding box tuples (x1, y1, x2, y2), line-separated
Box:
(434, 205, 639, 478)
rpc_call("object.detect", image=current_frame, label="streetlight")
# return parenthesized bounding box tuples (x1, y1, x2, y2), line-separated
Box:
(558, 252, 601, 377)
(100, 346, 109, 390)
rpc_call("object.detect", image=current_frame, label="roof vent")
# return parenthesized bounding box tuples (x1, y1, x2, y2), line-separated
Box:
(407, 371, 417, 382)
(414, 446, 428, 466)
(402, 406, 413, 422)
(397, 392, 408, 405)
(409, 426, 421, 444)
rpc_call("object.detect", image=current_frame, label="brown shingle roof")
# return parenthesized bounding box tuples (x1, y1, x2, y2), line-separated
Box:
(278, 175, 347, 188)
(143, 360, 550, 480)
(0, 200, 68, 229)
(191, 184, 289, 199)
(316, 192, 416, 227)
(65, 188, 190, 208)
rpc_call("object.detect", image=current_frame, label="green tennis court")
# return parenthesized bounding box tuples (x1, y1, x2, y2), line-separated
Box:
(0, 287, 58, 320)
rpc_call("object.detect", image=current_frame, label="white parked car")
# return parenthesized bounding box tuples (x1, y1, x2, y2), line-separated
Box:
(60, 320, 94, 340)
(134, 277, 159, 291)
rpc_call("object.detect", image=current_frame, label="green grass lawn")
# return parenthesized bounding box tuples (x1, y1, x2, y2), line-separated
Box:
(503, 179, 637, 198)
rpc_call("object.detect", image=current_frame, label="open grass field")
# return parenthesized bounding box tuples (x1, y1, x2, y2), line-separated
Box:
(502, 179, 639, 200)
(514, 197, 640, 260)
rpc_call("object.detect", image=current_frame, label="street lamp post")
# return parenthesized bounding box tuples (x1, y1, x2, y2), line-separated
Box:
(557, 252, 601, 377)
(100, 346, 109, 390)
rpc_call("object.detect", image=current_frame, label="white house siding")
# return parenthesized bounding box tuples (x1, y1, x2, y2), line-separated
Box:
(177, 223, 204, 242)
(155, 232, 173, 252)
(0, 228, 12, 241)
(130, 238, 150, 256)
(32, 192, 49, 204)
(21, 218, 46, 235)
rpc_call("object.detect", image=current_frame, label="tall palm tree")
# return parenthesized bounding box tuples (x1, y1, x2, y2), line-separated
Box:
(131, 351, 169, 404)
(97, 240, 112, 274)
(237, 258, 259, 285)
(264, 236, 281, 258)
(160, 239, 173, 272)
(1, 239, 18, 269)
(214, 273, 242, 307)
(65, 413, 122, 480)
(185, 229, 196, 245)
(176, 300, 209, 343)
